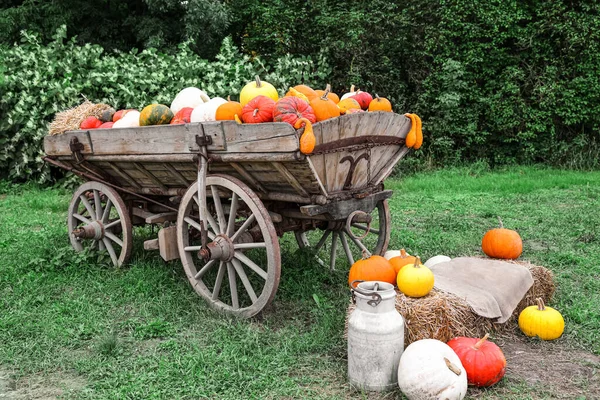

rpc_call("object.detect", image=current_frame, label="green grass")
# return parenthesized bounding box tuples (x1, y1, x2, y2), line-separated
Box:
(1, 166, 599, 399)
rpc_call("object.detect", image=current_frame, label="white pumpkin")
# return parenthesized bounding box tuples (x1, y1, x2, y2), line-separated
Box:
(112, 110, 140, 128)
(424, 255, 452, 268)
(170, 87, 211, 114)
(190, 97, 227, 122)
(398, 339, 467, 400)
(384, 250, 404, 260)
(341, 84, 361, 101)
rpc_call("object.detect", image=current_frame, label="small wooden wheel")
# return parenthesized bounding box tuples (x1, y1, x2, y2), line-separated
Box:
(295, 199, 391, 270)
(177, 175, 281, 318)
(67, 181, 133, 267)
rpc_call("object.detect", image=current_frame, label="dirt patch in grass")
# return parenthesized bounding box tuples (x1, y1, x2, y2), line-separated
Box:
(0, 368, 86, 399)
(469, 333, 600, 399)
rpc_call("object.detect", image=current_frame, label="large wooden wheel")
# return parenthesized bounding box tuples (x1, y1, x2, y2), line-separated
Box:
(67, 181, 133, 267)
(295, 199, 391, 270)
(177, 175, 281, 318)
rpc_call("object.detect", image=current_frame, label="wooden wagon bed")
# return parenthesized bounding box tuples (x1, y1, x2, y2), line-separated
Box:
(43, 112, 414, 317)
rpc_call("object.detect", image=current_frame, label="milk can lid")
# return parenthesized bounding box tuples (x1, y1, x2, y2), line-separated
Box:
(351, 280, 396, 306)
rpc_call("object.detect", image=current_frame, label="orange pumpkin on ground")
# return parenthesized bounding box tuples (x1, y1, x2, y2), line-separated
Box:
(241, 95, 276, 124)
(481, 217, 522, 259)
(389, 249, 416, 274)
(273, 97, 316, 126)
(215, 98, 243, 121)
(447, 334, 506, 387)
(348, 253, 396, 288)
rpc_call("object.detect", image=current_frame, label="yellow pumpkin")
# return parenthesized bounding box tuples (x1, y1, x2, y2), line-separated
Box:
(285, 87, 310, 103)
(396, 256, 434, 297)
(240, 76, 279, 106)
(518, 298, 565, 340)
(337, 98, 361, 114)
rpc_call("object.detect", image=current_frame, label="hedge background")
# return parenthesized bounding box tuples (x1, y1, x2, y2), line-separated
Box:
(1, 0, 599, 182)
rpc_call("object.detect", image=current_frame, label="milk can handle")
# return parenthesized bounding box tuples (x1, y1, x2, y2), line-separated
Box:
(350, 280, 382, 307)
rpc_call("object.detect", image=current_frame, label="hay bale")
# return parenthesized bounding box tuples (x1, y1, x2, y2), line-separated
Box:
(49, 100, 114, 135)
(346, 262, 555, 345)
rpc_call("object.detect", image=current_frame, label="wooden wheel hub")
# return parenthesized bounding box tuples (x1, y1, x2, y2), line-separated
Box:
(72, 220, 105, 240)
(202, 234, 235, 262)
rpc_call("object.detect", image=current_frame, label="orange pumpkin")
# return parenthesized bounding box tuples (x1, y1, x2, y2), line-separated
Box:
(285, 87, 311, 103)
(337, 98, 361, 114)
(291, 84, 319, 101)
(368, 95, 393, 112)
(294, 118, 316, 154)
(315, 84, 340, 104)
(482, 217, 523, 259)
(389, 249, 417, 274)
(348, 253, 397, 288)
(309, 89, 340, 121)
(216, 97, 243, 121)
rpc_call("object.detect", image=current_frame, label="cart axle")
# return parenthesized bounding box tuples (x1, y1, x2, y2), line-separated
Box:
(72, 220, 104, 240)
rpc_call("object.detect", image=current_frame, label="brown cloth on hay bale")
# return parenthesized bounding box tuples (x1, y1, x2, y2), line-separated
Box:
(345, 262, 555, 345)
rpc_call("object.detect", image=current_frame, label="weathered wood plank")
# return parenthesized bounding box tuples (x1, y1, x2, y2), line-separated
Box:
(271, 162, 310, 197)
(230, 162, 267, 193)
(107, 162, 142, 189)
(159, 226, 179, 261)
(163, 163, 191, 186)
(133, 163, 168, 190)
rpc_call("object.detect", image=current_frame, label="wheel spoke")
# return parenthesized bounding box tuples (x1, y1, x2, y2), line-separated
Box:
(233, 242, 266, 250)
(101, 199, 112, 223)
(184, 217, 216, 240)
(93, 190, 103, 220)
(330, 231, 339, 271)
(102, 238, 119, 266)
(79, 195, 96, 219)
(339, 231, 355, 265)
(211, 185, 227, 234)
(231, 259, 258, 303)
(234, 251, 268, 280)
(73, 213, 91, 225)
(227, 262, 239, 309)
(352, 223, 380, 235)
(194, 195, 219, 234)
(230, 214, 256, 243)
(104, 218, 121, 230)
(98, 240, 106, 251)
(315, 229, 332, 253)
(345, 229, 371, 257)
(194, 259, 217, 280)
(105, 231, 123, 248)
(212, 262, 226, 300)
(227, 193, 239, 237)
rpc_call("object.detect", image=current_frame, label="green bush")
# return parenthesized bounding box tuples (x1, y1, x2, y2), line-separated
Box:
(230, 0, 600, 168)
(0, 26, 331, 182)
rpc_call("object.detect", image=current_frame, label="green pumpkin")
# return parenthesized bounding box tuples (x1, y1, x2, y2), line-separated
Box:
(140, 104, 174, 126)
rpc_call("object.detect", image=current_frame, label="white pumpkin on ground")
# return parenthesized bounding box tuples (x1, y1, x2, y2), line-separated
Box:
(398, 339, 468, 400)
(170, 87, 211, 114)
(424, 255, 452, 268)
(191, 97, 228, 122)
(112, 110, 141, 128)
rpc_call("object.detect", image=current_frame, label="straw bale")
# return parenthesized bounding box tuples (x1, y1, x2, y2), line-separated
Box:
(49, 100, 114, 135)
(345, 261, 555, 345)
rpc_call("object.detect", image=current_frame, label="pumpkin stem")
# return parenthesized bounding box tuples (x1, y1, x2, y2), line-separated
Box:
(375, 94, 381, 101)
(361, 249, 369, 260)
(255, 75, 262, 88)
(536, 297, 546, 311)
(444, 358, 462, 376)
(497, 216, 504, 229)
(320, 87, 331, 101)
(253, 109, 259, 117)
(473, 333, 490, 350)
(413, 256, 422, 268)
(400, 249, 407, 257)
(227, 95, 231, 101)
(350, 84, 355, 93)
(325, 83, 332, 92)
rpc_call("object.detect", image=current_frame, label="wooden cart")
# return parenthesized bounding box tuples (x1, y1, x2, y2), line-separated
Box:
(43, 112, 412, 317)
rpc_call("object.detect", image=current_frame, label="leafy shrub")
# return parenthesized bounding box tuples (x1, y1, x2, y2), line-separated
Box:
(0, 26, 331, 182)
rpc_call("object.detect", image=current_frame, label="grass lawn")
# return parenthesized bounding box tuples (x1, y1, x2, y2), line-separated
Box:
(1, 166, 599, 399)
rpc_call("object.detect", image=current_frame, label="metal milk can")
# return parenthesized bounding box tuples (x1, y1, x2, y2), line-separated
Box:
(347, 280, 405, 391)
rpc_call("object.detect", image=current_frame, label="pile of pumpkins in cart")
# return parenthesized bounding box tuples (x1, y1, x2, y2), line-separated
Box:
(76, 77, 423, 154)
(351, 221, 565, 398)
